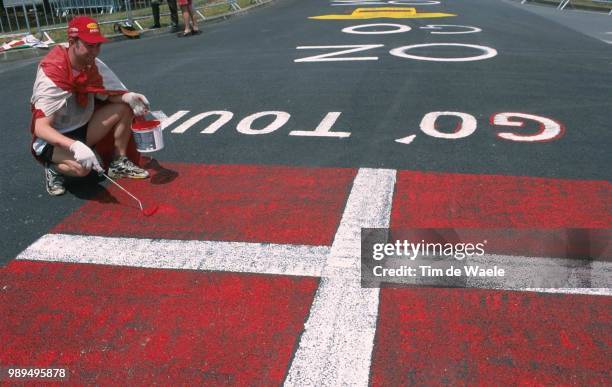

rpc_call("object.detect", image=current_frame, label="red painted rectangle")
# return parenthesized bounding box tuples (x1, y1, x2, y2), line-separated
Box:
(53, 163, 357, 245)
(391, 171, 611, 228)
(386, 228, 611, 261)
(0, 260, 319, 385)
(371, 288, 612, 386)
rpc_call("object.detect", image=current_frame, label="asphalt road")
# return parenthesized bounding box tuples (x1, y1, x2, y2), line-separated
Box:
(1, 0, 610, 259)
(0, 1, 610, 384)
(0, 1, 612, 247)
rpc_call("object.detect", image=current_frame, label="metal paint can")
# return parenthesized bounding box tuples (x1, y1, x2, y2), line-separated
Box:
(131, 119, 163, 153)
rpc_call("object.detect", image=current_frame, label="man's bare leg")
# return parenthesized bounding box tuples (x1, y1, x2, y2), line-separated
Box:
(86, 101, 133, 156)
(51, 102, 147, 182)
(52, 148, 91, 177)
(49, 102, 131, 176)
(87, 101, 149, 179)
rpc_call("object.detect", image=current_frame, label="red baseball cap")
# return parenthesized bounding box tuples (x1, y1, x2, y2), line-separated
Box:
(67, 16, 108, 44)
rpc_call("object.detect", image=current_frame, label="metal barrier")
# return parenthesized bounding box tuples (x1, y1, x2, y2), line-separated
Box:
(1, 0, 246, 37)
(1, 0, 139, 35)
(52, 0, 120, 16)
(521, 0, 612, 15)
(559, 0, 612, 14)
(585, 0, 612, 14)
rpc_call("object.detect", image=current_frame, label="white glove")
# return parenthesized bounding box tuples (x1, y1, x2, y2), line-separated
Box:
(121, 92, 150, 116)
(70, 141, 103, 172)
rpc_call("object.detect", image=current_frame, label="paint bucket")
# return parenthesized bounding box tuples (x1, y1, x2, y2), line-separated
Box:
(131, 119, 163, 153)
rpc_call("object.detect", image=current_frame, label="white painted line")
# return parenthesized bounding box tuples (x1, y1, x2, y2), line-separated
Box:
(327, 168, 397, 262)
(171, 111, 234, 134)
(289, 112, 351, 138)
(12, 168, 612, 387)
(389, 43, 497, 62)
(159, 110, 190, 130)
(285, 168, 397, 387)
(295, 45, 383, 62)
(523, 288, 612, 295)
(17, 233, 611, 295)
(17, 234, 329, 278)
(395, 134, 416, 144)
(469, 254, 611, 290)
(420, 24, 482, 34)
(379, 253, 612, 295)
(237, 111, 290, 135)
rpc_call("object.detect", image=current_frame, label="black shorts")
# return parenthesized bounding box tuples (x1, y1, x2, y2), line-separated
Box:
(38, 124, 88, 164)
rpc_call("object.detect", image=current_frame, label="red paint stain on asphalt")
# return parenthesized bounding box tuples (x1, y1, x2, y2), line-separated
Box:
(391, 171, 610, 228)
(142, 205, 159, 217)
(377, 171, 611, 385)
(150, 203, 177, 216)
(559, 330, 575, 350)
(371, 288, 612, 386)
(0, 260, 319, 385)
(53, 163, 356, 245)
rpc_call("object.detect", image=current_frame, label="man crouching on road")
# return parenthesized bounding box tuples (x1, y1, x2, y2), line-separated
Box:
(31, 16, 150, 196)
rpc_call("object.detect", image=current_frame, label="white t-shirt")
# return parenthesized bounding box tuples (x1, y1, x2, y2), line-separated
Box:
(32, 69, 105, 155)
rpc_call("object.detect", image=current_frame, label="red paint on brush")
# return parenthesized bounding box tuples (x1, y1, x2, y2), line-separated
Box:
(370, 288, 612, 386)
(0, 260, 319, 385)
(142, 205, 159, 217)
(54, 163, 356, 245)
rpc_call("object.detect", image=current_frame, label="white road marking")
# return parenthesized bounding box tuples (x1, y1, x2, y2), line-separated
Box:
(289, 112, 351, 138)
(493, 112, 563, 142)
(285, 168, 396, 387)
(389, 43, 498, 62)
(159, 110, 190, 130)
(13, 168, 612, 386)
(236, 111, 291, 135)
(395, 134, 416, 144)
(379, 253, 612, 292)
(295, 44, 383, 62)
(171, 111, 232, 134)
(17, 234, 329, 278)
(525, 288, 612, 295)
(17, 233, 611, 296)
(420, 24, 482, 34)
(420, 111, 477, 139)
(342, 23, 411, 35)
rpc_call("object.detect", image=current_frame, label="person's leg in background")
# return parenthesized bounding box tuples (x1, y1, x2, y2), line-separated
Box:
(167, 0, 180, 33)
(189, 1, 200, 34)
(179, 4, 192, 36)
(151, 0, 161, 28)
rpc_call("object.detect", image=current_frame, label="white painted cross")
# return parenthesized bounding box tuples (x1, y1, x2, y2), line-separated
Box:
(16, 168, 612, 385)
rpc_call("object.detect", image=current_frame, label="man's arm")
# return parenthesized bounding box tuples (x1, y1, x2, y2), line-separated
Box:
(34, 114, 76, 151)
(109, 92, 150, 116)
(107, 94, 124, 104)
(34, 115, 102, 172)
